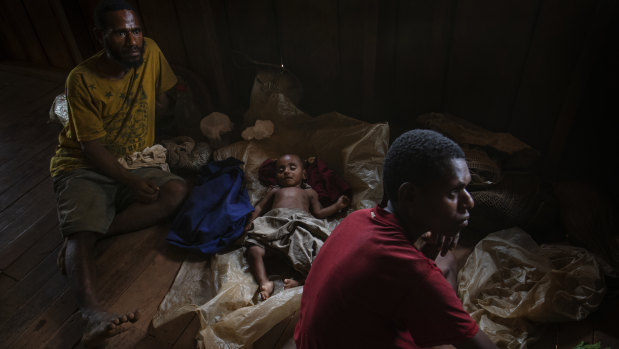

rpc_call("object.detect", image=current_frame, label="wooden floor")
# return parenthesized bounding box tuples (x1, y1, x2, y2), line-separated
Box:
(0, 63, 617, 349)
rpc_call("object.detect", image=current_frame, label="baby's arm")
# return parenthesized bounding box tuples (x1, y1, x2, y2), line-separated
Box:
(245, 187, 277, 231)
(310, 189, 350, 219)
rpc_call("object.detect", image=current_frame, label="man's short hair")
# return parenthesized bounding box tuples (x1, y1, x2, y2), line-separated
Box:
(94, 0, 135, 29)
(383, 129, 465, 203)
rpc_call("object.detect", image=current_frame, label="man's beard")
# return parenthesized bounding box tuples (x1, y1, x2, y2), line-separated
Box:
(105, 41, 145, 69)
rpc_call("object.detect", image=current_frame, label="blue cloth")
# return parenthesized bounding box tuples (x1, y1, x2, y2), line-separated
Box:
(167, 157, 253, 254)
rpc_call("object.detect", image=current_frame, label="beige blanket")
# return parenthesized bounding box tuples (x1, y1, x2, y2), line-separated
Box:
(246, 208, 335, 276)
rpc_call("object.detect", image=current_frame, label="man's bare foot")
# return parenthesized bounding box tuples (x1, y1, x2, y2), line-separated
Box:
(283, 278, 300, 289)
(81, 309, 139, 348)
(259, 281, 274, 300)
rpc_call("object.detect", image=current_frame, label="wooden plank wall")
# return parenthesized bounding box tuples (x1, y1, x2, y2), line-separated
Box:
(0, 0, 617, 175)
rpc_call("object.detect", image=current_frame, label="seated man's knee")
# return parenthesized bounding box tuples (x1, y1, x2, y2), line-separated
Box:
(160, 179, 188, 207)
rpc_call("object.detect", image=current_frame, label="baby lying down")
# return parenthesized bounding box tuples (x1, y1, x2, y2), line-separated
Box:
(244, 154, 349, 300)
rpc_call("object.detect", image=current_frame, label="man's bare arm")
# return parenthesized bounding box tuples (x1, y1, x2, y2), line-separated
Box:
(456, 329, 498, 349)
(81, 139, 159, 203)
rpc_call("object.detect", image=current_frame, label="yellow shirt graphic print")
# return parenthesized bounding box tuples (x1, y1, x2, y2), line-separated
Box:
(96, 82, 150, 156)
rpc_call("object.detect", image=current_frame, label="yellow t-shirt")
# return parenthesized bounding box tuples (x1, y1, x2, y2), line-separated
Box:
(50, 37, 177, 177)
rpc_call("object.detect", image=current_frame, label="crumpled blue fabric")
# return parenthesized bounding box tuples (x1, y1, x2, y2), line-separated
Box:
(167, 157, 254, 255)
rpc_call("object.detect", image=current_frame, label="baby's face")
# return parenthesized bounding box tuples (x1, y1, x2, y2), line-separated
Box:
(276, 154, 304, 187)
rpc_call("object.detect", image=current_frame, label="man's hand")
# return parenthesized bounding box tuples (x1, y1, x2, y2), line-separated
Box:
(437, 232, 459, 257)
(81, 139, 160, 202)
(414, 231, 459, 260)
(128, 177, 160, 203)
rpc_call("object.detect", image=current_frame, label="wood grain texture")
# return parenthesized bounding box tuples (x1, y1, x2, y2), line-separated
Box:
(10, 288, 78, 349)
(0, 180, 58, 249)
(393, 0, 453, 123)
(0, 2, 27, 61)
(137, 0, 188, 68)
(170, 314, 200, 349)
(225, 0, 280, 111)
(510, 0, 597, 152)
(0, 0, 49, 66)
(60, 0, 98, 60)
(274, 0, 340, 115)
(0, 245, 66, 347)
(337, 0, 380, 121)
(444, 0, 539, 132)
(22, 0, 75, 69)
(173, 0, 234, 112)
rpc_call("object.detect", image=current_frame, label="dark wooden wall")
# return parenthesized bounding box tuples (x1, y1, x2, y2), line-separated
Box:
(0, 0, 617, 182)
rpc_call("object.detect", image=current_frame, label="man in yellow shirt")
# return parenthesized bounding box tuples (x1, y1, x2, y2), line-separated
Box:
(50, 0, 187, 346)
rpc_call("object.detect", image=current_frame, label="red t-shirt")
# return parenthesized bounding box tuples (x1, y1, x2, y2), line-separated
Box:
(295, 206, 478, 348)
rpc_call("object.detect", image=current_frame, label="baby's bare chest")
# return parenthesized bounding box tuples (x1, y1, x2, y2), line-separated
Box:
(272, 187, 311, 209)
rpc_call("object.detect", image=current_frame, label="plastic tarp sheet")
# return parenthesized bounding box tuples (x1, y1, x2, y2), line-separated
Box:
(458, 228, 606, 349)
(153, 88, 389, 348)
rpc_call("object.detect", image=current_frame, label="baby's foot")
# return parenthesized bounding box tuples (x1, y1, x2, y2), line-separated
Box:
(283, 278, 300, 289)
(259, 280, 274, 300)
(81, 309, 139, 348)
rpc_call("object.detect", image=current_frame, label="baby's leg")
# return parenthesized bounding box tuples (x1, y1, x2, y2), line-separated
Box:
(246, 245, 274, 300)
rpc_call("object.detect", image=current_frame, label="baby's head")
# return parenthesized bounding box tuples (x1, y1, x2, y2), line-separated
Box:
(275, 154, 306, 187)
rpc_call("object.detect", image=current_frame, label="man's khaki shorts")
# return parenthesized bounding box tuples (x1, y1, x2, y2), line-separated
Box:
(53, 167, 183, 237)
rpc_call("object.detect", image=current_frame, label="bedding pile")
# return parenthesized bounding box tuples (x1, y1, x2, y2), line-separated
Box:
(153, 78, 389, 348)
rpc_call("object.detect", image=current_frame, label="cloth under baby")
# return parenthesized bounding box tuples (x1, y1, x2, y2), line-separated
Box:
(245, 208, 332, 276)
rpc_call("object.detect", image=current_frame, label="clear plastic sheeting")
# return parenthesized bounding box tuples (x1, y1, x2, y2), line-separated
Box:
(48, 93, 69, 126)
(154, 87, 389, 348)
(154, 249, 301, 349)
(197, 250, 302, 349)
(458, 228, 606, 349)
